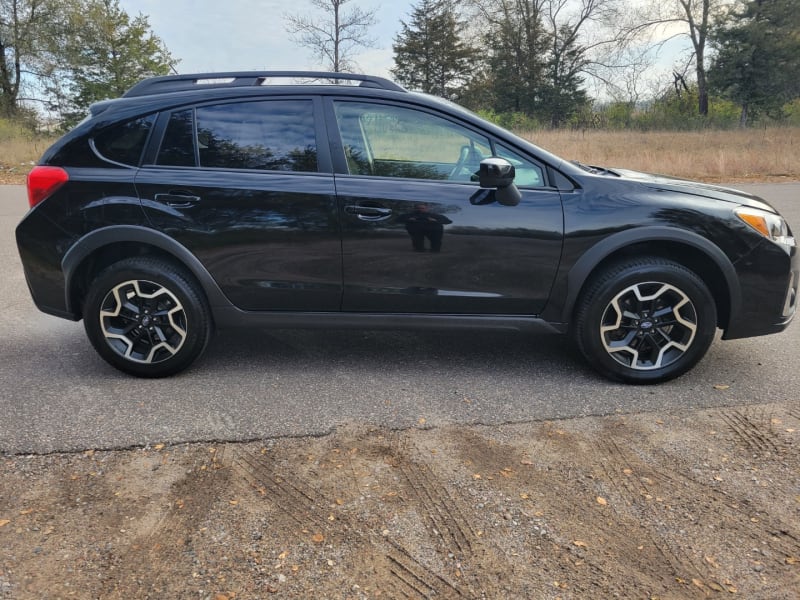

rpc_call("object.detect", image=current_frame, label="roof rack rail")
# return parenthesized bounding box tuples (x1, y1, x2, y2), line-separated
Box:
(123, 71, 407, 97)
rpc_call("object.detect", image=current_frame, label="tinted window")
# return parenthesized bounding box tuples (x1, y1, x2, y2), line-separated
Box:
(94, 115, 155, 166)
(157, 109, 196, 167)
(334, 102, 491, 181)
(196, 101, 317, 172)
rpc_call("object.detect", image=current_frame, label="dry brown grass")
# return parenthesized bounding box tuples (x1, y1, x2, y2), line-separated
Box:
(0, 125, 56, 184)
(2, 127, 799, 185)
(521, 127, 800, 183)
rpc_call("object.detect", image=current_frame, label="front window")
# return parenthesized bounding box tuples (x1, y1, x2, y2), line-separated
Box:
(334, 101, 491, 181)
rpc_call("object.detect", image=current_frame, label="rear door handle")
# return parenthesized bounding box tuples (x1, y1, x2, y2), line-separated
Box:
(345, 205, 393, 220)
(154, 191, 201, 208)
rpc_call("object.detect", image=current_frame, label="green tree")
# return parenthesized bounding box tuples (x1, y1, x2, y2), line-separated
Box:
(542, 22, 590, 126)
(469, 0, 552, 116)
(48, 0, 176, 126)
(0, 0, 62, 118)
(391, 0, 479, 100)
(463, 0, 611, 126)
(709, 0, 800, 126)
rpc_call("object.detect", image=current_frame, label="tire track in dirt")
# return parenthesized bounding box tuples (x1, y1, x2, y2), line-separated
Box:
(595, 420, 800, 594)
(719, 408, 782, 453)
(596, 436, 728, 595)
(221, 440, 477, 599)
(443, 427, 675, 597)
(100, 448, 228, 598)
(390, 431, 487, 597)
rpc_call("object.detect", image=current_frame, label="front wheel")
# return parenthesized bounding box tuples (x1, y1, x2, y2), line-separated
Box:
(83, 258, 212, 378)
(573, 258, 717, 384)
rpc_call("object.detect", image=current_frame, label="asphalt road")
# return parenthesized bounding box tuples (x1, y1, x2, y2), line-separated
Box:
(1, 183, 798, 454)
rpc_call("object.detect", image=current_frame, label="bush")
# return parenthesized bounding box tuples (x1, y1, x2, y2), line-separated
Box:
(476, 109, 542, 131)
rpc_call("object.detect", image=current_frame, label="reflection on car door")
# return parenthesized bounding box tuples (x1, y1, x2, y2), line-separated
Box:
(330, 99, 564, 315)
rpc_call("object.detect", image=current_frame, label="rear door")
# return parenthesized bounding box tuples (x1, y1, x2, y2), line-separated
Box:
(136, 96, 342, 311)
(328, 98, 564, 315)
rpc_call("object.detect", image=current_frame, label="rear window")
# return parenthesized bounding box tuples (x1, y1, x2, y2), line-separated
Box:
(155, 100, 318, 172)
(93, 115, 155, 166)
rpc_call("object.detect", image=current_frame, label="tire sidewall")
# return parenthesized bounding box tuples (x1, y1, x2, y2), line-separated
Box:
(83, 258, 211, 378)
(575, 260, 717, 384)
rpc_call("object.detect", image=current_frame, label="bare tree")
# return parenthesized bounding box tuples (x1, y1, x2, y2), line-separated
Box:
(285, 0, 377, 72)
(616, 0, 733, 116)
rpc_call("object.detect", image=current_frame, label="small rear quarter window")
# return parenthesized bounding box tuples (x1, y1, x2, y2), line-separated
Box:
(93, 115, 156, 166)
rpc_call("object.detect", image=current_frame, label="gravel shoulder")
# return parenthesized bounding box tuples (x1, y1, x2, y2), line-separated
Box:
(2, 401, 798, 599)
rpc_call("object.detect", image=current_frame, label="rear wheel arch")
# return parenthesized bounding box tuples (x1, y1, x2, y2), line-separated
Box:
(63, 226, 229, 317)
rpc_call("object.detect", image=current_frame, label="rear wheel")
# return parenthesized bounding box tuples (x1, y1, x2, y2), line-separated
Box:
(573, 258, 717, 384)
(83, 257, 211, 377)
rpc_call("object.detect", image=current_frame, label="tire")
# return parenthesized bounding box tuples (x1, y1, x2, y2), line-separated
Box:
(83, 257, 212, 378)
(573, 257, 717, 384)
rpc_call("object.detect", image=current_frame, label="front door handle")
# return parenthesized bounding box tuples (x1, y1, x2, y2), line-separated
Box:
(345, 205, 393, 220)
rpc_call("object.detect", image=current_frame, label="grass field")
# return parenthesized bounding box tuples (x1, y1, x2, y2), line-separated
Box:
(525, 127, 800, 183)
(1, 126, 799, 184)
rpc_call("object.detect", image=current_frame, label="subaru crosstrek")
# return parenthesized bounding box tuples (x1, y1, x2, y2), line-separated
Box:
(15, 71, 798, 382)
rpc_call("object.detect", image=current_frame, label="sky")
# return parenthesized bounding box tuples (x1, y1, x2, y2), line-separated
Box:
(116, 0, 690, 101)
(118, 0, 414, 78)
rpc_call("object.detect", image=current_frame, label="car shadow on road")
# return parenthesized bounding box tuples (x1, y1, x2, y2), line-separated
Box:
(204, 327, 589, 380)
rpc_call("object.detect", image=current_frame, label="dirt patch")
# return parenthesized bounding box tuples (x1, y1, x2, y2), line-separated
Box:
(0, 170, 26, 186)
(1, 402, 798, 599)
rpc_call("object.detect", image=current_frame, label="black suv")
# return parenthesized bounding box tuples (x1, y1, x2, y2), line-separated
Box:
(15, 71, 798, 382)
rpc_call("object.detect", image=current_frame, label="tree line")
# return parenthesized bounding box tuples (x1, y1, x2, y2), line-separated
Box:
(1, 0, 798, 131)
(390, 0, 799, 128)
(1, 0, 174, 127)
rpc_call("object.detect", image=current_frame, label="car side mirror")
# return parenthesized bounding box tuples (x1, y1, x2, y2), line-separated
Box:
(472, 157, 521, 207)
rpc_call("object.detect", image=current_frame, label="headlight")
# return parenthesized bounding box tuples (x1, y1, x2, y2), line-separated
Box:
(735, 207, 796, 248)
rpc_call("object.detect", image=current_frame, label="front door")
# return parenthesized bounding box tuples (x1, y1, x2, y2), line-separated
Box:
(330, 99, 563, 315)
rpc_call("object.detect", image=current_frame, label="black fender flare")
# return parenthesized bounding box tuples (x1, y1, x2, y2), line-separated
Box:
(554, 226, 742, 327)
(61, 225, 231, 315)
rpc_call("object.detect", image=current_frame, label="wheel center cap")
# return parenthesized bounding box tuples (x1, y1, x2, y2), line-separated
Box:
(141, 315, 152, 327)
(640, 320, 654, 330)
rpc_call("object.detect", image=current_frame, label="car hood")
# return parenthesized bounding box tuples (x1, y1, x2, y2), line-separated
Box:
(608, 168, 777, 213)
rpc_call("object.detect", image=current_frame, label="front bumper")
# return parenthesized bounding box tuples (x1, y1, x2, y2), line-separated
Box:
(723, 239, 798, 340)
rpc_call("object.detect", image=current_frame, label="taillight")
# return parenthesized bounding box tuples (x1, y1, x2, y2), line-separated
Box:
(27, 166, 69, 208)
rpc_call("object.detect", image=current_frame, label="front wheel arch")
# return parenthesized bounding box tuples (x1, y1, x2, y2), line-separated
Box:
(552, 229, 739, 333)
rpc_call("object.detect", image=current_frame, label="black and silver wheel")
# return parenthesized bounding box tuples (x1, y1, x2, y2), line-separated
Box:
(84, 257, 211, 377)
(573, 258, 717, 384)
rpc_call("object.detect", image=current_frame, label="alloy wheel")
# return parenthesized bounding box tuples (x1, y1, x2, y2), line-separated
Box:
(99, 279, 187, 364)
(599, 281, 698, 370)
